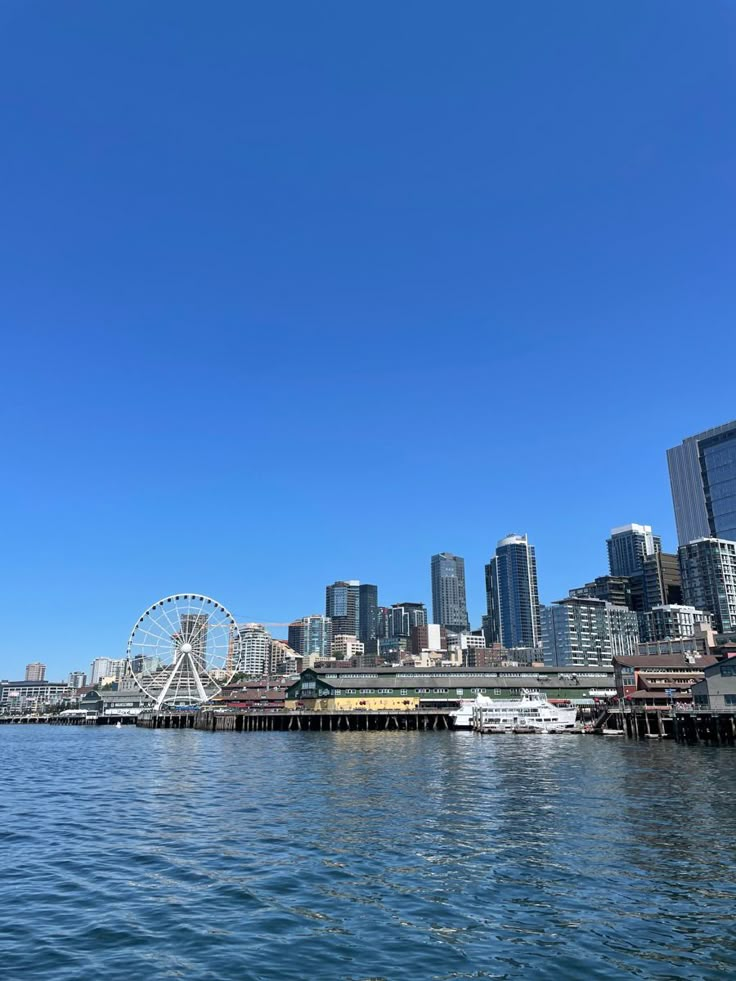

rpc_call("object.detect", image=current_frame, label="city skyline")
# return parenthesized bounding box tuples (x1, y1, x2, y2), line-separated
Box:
(1, 4, 735, 679)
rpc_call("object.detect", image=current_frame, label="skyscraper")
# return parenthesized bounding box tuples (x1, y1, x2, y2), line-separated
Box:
(325, 581, 361, 636)
(235, 623, 272, 675)
(358, 584, 379, 654)
(25, 662, 46, 682)
(679, 538, 736, 633)
(431, 553, 469, 633)
(288, 615, 332, 658)
(607, 524, 661, 578)
(667, 420, 736, 545)
(485, 534, 541, 649)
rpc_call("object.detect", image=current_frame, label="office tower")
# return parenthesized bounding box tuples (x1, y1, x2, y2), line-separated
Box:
(541, 597, 639, 667)
(485, 534, 541, 649)
(358, 584, 379, 654)
(607, 524, 661, 578)
(679, 538, 736, 633)
(388, 602, 428, 638)
(431, 553, 469, 633)
(236, 623, 272, 675)
(667, 420, 736, 545)
(67, 671, 87, 689)
(25, 662, 46, 682)
(325, 581, 361, 637)
(288, 615, 332, 658)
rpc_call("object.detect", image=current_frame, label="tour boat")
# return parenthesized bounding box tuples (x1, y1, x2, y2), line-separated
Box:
(471, 690, 578, 734)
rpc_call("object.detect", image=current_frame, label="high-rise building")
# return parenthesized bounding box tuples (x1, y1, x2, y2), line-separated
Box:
(485, 534, 541, 649)
(25, 662, 46, 682)
(541, 597, 639, 667)
(667, 420, 736, 545)
(640, 604, 712, 642)
(179, 614, 209, 671)
(640, 552, 682, 609)
(68, 671, 87, 689)
(235, 623, 272, 675)
(679, 538, 736, 633)
(431, 553, 469, 633)
(288, 615, 332, 658)
(607, 524, 661, 578)
(89, 657, 125, 685)
(358, 584, 379, 654)
(325, 581, 361, 637)
(388, 602, 427, 638)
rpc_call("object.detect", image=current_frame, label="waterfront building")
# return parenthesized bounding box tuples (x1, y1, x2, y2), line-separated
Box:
(25, 662, 46, 682)
(332, 634, 365, 660)
(68, 670, 87, 689)
(235, 623, 272, 676)
(607, 524, 661, 579)
(411, 623, 447, 657)
(640, 604, 712, 643)
(667, 419, 736, 546)
(541, 597, 639, 668)
(613, 653, 716, 707)
(287, 615, 332, 658)
(286, 664, 616, 713)
(325, 581, 361, 637)
(484, 534, 541, 649)
(431, 553, 469, 633)
(692, 658, 736, 712)
(0, 679, 70, 712)
(358, 584, 379, 654)
(679, 538, 736, 633)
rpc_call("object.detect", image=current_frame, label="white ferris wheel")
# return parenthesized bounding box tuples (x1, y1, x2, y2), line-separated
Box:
(127, 594, 242, 709)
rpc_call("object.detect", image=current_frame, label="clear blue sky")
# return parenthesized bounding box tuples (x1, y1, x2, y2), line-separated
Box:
(1, 1, 734, 680)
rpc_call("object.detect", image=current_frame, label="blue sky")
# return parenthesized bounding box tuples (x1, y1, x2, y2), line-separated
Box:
(1, 1, 735, 679)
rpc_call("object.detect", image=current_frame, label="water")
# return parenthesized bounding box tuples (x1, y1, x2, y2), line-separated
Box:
(2, 728, 736, 980)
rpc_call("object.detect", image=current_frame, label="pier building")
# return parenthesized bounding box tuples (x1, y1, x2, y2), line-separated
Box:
(286, 665, 615, 712)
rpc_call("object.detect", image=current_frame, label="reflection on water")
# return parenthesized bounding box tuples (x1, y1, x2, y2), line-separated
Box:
(1, 727, 735, 979)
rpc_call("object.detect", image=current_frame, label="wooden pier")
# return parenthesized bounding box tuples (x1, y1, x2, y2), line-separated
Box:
(599, 707, 736, 745)
(136, 709, 455, 732)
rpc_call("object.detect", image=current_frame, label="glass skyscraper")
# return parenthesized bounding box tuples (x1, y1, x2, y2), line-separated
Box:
(430, 553, 469, 633)
(667, 420, 736, 545)
(485, 534, 541, 649)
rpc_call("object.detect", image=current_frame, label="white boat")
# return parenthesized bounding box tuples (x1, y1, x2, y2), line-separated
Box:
(471, 690, 578, 734)
(450, 700, 476, 729)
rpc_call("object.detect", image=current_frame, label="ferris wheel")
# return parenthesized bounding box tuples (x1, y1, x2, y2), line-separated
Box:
(127, 594, 242, 709)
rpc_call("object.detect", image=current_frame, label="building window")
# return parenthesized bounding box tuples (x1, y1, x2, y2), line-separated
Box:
(725, 694, 736, 705)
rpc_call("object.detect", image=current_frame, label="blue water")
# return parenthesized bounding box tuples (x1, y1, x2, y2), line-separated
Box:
(2, 728, 736, 980)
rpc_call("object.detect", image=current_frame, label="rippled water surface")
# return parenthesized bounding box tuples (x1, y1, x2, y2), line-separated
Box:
(2, 728, 736, 979)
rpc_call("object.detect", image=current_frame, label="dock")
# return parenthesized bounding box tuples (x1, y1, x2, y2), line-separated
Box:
(136, 708, 456, 732)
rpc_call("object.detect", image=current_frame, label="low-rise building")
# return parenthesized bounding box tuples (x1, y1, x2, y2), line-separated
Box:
(286, 664, 616, 712)
(692, 658, 736, 712)
(332, 635, 364, 660)
(612, 654, 717, 708)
